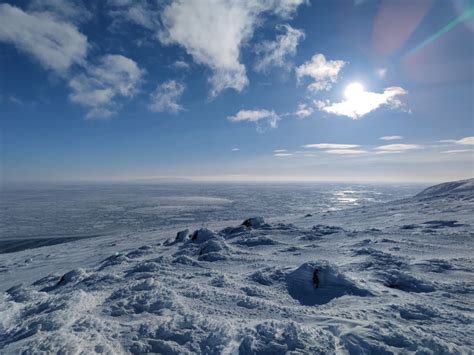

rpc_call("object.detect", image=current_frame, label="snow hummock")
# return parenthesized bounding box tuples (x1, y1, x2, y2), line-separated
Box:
(0, 180, 473, 353)
(286, 261, 371, 305)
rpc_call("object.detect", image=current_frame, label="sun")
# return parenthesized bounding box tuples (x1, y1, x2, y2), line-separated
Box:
(344, 82, 365, 100)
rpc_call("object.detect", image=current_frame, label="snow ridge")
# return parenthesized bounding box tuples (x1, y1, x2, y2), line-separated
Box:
(415, 178, 474, 198)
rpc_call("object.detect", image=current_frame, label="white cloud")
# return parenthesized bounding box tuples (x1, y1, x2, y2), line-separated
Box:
(325, 149, 367, 155)
(442, 149, 472, 154)
(149, 80, 185, 114)
(231, 148, 240, 151)
(294, 103, 313, 118)
(301, 143, 366, 155)
(0, 3, 88, 74)
(456, 137, 474, 145)
(159, 0, 306, 97)
(172, 60, 190, 71)
(374, 150, 403, 155)
(375, 144, 420, 153)
(69, 54, 144, 119)
(274, 153, 293, 157)
(228, 109, 280, 130)
(274, 149, 287, 153)
(296, 53, 346, 92)
(254, 24, 304, 73)
(28, 0, 92, 24)
(271, 0, 309, 18)
(107, 0, 160, 31)
(302, 143, 360, 149)
(316, 86, 407, 119)
(439, 136, 474, 145)
(380, 135, 403, 141)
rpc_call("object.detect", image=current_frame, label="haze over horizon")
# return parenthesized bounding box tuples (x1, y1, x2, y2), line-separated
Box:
(1, 0, 473, 184)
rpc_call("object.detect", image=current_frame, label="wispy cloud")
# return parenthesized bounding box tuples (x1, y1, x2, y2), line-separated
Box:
(172, 60, 190, 71)
(149, 80, 185, 114)
(0, 3, 88, 74)
(231, 148, 240, 151)
(375, 144, 421, 153)
(228, 109, 280, 130)
(439, 136, 474, 145)
(376, 68, 387, 79)
(442, 149, 473, 154)
(273, 149, 287, 153)
(254, 24, 304, 73)
(293, 103, 313, 119)
(107, 0, 160, 31)
(7, 95, 24, 106)
(158, 0, 306, 97)
(69, 54, 144, 119)
(296, 53, 346, 92)
(380, 135, 403, 141)
(316, 87, 407, 119)
(302, 143, 365, 155)
(28, 0, 92, 24)
(303, 143, 360, 149)
(274, 152, 293, 157)
(325, 149, 367, 155)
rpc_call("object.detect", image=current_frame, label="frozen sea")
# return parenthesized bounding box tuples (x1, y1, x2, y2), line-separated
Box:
(1, 180, 472, 354)
(0, 182, 422, 253)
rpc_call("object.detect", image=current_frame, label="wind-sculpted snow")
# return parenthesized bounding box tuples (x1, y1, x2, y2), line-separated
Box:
(415, 178, 474, 199)
(1, 180, 473, 353)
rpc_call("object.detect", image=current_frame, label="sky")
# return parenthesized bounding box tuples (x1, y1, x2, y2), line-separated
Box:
(0, 0, 473, 184)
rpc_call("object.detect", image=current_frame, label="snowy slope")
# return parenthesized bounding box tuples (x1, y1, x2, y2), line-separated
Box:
(1, 180, 473, 354)
(415, 178, 474, 199)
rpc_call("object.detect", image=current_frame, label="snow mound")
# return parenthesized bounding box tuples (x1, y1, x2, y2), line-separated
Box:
(300, 224, 344, 240)
(239, 321, 337, 354)
(106, 279, 179, 316)
(197, 237, 230, 262)
(241, 217, 267, 229)
(171, 227, 233, 262)
(415, 178, 474, 198)
(286, 261, 371, 305)
(250, 266, 290, 286)
(189, 228, 217, 244)
(175, 229, 190, 243)
(376, 269, 436, 293)
(233, 235, 279, 247)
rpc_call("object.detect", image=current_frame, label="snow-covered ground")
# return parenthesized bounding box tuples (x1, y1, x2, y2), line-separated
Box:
(1, 179, 473, 354)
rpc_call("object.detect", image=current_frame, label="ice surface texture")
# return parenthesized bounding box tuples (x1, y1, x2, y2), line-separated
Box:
(0, 179, 473, 353)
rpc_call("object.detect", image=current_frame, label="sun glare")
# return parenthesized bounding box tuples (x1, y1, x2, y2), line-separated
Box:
(344, 82, 365, 100)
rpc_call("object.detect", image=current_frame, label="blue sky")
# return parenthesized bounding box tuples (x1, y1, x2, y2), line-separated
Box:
(1, 0, 473, 183)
